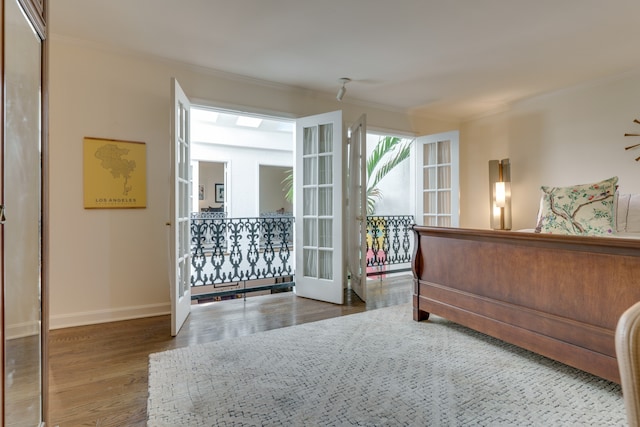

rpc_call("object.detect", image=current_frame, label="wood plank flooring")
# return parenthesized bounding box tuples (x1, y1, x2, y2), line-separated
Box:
(48, 274, 412, 426)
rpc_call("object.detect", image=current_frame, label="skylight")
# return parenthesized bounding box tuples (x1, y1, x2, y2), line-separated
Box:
(236, 116, 263, 128)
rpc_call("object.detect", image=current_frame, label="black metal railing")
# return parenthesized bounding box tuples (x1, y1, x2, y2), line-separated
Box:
(365, 215, 415, 276)
(189, 213, 414, 300)
(190, 214, 294, 300)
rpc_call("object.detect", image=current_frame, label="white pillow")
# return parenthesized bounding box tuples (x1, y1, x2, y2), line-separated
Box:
(617, 193, 630, 232)
(625, 194, 640, 233)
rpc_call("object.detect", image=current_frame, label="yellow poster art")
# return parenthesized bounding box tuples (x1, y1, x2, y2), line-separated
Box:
(83, 137, 147, 208)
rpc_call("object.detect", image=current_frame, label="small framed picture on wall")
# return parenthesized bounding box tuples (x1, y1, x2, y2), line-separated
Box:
(215, 183, 224, 203)
(198, 184, 205, 200)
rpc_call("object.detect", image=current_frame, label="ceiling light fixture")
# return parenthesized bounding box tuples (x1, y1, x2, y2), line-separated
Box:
(336, 77, 351, 101)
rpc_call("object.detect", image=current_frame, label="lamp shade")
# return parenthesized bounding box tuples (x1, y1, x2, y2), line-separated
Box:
(488, 159, 511, 230)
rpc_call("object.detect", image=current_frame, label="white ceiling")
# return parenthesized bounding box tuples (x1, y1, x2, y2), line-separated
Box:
(49, 1, 640, 121)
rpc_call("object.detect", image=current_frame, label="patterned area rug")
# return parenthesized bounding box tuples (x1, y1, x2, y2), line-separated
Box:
(147, 304, 625, 426)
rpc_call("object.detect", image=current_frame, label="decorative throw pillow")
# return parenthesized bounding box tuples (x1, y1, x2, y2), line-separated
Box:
(535, 176, 618, 235)
(617, 193, 640, 233)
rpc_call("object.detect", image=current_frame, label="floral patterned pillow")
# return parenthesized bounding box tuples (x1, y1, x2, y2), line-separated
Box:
(535, 176, 618, 235)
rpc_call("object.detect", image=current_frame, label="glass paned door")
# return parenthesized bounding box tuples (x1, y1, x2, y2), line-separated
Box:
(170, 78, 192, 336)
(295, 111, 344, 304)
(416, 131, 459, 227)
(346, 115, 367, 302)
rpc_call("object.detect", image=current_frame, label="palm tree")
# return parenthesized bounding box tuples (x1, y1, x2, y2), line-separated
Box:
(365, 136, 411, 214)
(282, 167, 294, 204)
(281, 135, 412, 214)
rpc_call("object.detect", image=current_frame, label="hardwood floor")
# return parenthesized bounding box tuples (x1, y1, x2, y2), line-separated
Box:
(48, 274, 412, 426)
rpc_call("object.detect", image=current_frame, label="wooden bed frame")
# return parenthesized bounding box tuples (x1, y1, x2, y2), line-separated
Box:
(411, 226, 640, 383)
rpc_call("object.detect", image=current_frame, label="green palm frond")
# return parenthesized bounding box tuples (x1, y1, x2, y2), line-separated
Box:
(367, 136, 403, 178)
(281, 136, 412, 214)
(368, 140, 411, 191)
(366, 187, 382, 215)
(365, 136, 412, 214)
(282, 169, 294, 203)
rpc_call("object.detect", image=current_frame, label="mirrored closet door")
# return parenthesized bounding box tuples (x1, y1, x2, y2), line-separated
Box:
(2, 0, 47, 425)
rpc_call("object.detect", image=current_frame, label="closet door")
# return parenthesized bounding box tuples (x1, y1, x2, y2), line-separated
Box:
(3, 0, 47, 425)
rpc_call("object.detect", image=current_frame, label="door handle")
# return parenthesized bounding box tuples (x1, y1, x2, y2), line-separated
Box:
(0, 205, 5, 224)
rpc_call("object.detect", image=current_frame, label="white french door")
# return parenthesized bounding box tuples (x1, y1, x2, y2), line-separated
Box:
(170, 78, 192, 336)
(416, 131, 460, 227)
(346, 115, 367, 301)
(294, 111, 345, 304)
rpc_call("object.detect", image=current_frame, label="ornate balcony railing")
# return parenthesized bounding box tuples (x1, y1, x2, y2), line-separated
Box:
(189, 213, 413, 300)
(190, 214, 294, 300)
(366, 215, 415, 276)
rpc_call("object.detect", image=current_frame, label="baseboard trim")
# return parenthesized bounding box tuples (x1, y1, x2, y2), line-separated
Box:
(6, 320, 40, 340)
(49, 303, 171, 330)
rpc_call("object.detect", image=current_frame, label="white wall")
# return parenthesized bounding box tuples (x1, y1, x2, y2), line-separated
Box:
(259, 166, 292, 214)
(49, 37, 457, 328)
(192, 142, 292, 218)
(460, 69, 640, 231)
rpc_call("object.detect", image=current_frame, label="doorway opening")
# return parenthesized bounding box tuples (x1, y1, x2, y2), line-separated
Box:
(190, 107, 294, 219)
(188, 106, 420, 304)
(196, 161, 226, 213)
(259, 165, 292, 215)
(190, 107, 295, 303)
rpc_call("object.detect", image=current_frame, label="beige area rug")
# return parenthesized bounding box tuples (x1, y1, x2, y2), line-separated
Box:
(147, 303, 625, 426)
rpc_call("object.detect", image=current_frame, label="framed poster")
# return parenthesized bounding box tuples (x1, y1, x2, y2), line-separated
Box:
(215, 183, 224, 203)
(83, 137, 147, 208)
(199, 184, 205, 200)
